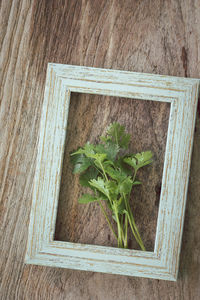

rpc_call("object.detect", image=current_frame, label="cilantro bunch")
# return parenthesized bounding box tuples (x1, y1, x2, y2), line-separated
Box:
(71, 122, 153, 250)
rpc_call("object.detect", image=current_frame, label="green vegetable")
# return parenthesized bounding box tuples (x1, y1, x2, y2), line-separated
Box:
(70, 122, 153, 250)
(78, 194, 99, 204)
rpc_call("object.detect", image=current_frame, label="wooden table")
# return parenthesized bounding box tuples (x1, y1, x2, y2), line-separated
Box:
(1, 1, 200, 299)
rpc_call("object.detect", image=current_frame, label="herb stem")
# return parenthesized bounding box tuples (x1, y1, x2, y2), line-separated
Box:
(120, 215, 125, 246)
(97, 200, 118, 240)
(93, 164, 104, 178)
(127, 203, 145, 251)
(133, 169, 137, 182)
(114, 127, 118, 146)
(123, 193, 145, 251)
(124, 214, 128, 248)
(113, 203, 123, 248)
(99, 161, 109, 182)
(126, 212, 142, 249)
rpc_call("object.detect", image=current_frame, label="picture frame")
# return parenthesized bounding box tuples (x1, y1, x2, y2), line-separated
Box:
(25, 63, 199, 281)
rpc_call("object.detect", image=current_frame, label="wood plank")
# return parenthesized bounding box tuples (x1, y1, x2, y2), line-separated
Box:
(1, 0, 200, 298)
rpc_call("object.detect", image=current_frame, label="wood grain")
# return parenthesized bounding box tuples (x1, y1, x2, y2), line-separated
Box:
(55, 93, 170, 252)
(1, 0, 200, 299)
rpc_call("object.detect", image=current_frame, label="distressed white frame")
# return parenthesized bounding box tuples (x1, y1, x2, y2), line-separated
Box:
(25, 63, 199, 281)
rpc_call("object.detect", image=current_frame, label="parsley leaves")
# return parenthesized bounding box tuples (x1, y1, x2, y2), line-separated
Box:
(70, 122, 153, 250)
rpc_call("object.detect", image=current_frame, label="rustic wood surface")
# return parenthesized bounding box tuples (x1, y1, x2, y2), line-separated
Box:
(55, 93, 170, 252)
(0, 0, 200, 299)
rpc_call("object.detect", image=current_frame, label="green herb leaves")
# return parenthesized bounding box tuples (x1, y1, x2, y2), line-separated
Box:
(79, 167, 99, 187)
(124, 151, 153, 172)
(70, 154, 92, 174)
(101, 122, 131, 149)
(89, 177, 110, 198)
(118, 177, 133, 195)
(70, 122, 153, 250)
(78, 194, 98, 204)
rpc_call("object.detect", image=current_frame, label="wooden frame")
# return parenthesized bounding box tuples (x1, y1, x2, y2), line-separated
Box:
(25, 63, 199, 281)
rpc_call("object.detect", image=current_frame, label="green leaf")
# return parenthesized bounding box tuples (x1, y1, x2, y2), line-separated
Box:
(95, 143, 119, 161)
(78, 194, 98, 204)
(89, 177, 109, 198)
(103, 160, 115, 167)
(89, 153, 107, 161)
(100, 135, 112, 144)
(115, 158, 132, 176)
(79, 167, 99, 187)
(116, 197, 126, 215)
(94, 144, 105, 154)
(97, 190, 108, 201)
(71, 142, 95, 157)
(112, 198, 126, 216)
(134, 151, 153, 168)
(106, 143, 120, 160)
(112, 214, 117, 222)
(106, 180, 119, 199)
(123, 151, 153, 171)
(101, 122, 131, 149)
(121, 133, 131, 149)
(123, 157, 137, 169)
(104, 165, 127, 182)
(118, 177, 133, 195)
(133, 180, 142, 185)
(70, 154, 92, 174)
(93, 154, 108, 170)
